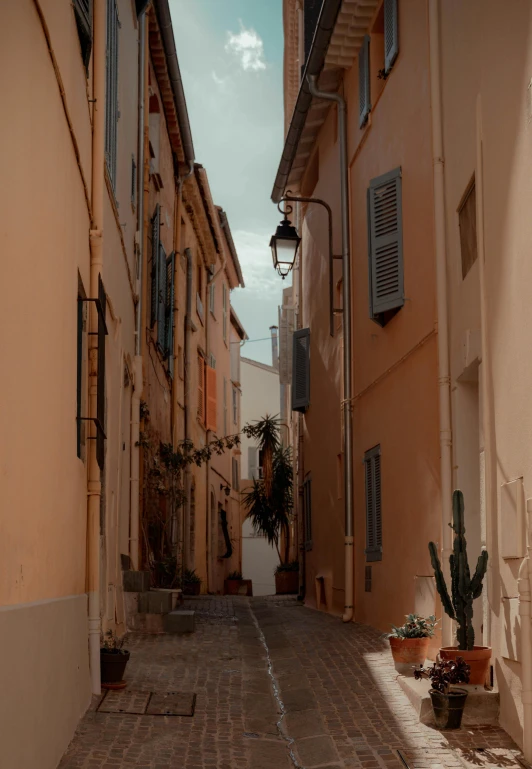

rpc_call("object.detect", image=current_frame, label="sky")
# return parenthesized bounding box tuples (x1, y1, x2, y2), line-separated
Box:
(170, 0, 287, 366)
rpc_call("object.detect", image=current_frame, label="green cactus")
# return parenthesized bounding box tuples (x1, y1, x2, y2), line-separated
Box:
(429, 490, 488, 651)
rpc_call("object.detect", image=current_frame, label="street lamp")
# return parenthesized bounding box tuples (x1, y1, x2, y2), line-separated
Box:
(270, 215, 301, 279)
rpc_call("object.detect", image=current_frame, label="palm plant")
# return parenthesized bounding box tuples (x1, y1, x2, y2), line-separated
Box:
(242, 417, 293, 565)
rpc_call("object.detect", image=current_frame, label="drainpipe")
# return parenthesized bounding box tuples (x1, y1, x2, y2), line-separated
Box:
(519, 499, 532, 760)
(130, 9, 148, 571)
(307, 75, 354, 623)
(87, 0, 106, 695)
(183, 247, 194, 571)
(428, 0, 453, 648)
(270, 326, 279, 371)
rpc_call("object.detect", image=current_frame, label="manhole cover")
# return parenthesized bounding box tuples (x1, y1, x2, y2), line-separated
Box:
(98, 690, 151, 714)
(146, 692, 196, 717)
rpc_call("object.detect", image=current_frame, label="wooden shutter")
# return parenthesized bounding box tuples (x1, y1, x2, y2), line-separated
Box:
(165, 252, 175, 376)
(73, 0, 92, 69)
(197, 356, 205, 423)
(367, 167, 404, 324)
(291, 328, 310, 413)
(105, 0, 119, 188)
(384, 0, 399, 73)
(205, 365, 217, 432)
(359, 35, 371, 128)
(157, 243, 167, 349)
(150, 205, 160, 327)
(364, 446, 382, 562)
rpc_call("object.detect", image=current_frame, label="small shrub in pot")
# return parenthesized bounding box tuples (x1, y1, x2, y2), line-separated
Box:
(414, 656, 470, 730)
(100, 630, 130, 685)
(388, 614, 437, 675)
(183, 569, 201, 596)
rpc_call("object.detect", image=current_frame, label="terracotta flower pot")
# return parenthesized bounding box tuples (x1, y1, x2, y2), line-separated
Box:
(224, 579, 253, 596)
(275, 570, 298, 595)
(389, 637, 430, 675)
(439, 646, 492, 686)
(183, 581, 201, 596)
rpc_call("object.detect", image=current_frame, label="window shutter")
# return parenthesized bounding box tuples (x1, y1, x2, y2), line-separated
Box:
(197, 356, 205, 423)
(157, 243, 167, 349)
(359, 35, 371, 128)
(291, 328, 310, 413)
(150, 206, 160, 328)
(364, 446, 382, 562)
(232, 457, 239, 492)
(73, 0, 92, 69)
(105, 0, 119, 189)
(223, 377, 228, 436)
(367, 167, 404, 324)
(205, 366, 217, 432)
(165, 252, 175, 375)
(222, 285, 227, 342)
(384, 0, 399, 73)
(209, 283, 215, 314)
(96, 275, 108, 471)
(304, 476, 312, 548)
(248, 447, 259, 480)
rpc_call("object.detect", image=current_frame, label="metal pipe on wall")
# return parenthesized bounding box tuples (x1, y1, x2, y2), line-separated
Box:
(518, 499, 532, 760)
(183, 248, 194, 571)
(307, 75, 354, 623)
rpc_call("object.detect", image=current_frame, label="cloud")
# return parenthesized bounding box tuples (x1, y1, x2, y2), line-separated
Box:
(211, 70, 231, 93)
(231, 230, 284, 296)
(225, 22, 267, 72)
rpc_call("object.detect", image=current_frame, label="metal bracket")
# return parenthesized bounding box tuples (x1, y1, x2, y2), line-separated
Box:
(78, 417, 107, 440)
(81, 297, 109, 335)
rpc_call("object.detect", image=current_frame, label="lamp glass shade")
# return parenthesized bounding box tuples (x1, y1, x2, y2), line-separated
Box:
(270, 218, 300, 278)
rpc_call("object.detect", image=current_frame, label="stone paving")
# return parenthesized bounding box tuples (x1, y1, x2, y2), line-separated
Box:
(59, 597, 525, 769)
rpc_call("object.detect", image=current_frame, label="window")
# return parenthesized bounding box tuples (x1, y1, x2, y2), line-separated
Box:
(232, 385, 238, 425)
(73, 0, 92, 71)
(248, 446, 259, 480)
(222, 285, 228, 343)
(359, 35, 371, 127)
(459, 178, 477, 279)
(367, 167, 404, 326)
(223, 377, 228, 436)
(150, 205, 174, 372)
(150, 205, 160, 327)
(232, 457, 239, 492)
(164, 252, 175, 377)
(76, 283, 88, 459)
(303, 475, 312, 550)
(209, 282, 215, 315)
(205, 366, 217, 432)
(292, 328, 310, 413)
(364, 445, 382, 562)
(105, 0, 119, 189)
(197, 355, 205, 423)
(384, 0, 399, 73)
(131, 156, 136, 208)
(197, 263, 204, 322)
(209, 354, 216, 369)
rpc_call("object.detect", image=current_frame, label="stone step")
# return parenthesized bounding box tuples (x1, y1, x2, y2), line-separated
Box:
(123, 570, 151, 593)
(138, 590, 174, 614)
(398, 674, 500, 726)
(163, 610, 195, 634)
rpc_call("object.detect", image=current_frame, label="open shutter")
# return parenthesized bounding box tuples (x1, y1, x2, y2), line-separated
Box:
(96, 275, 108, 471)
(157, 243, 167, 349)
(364, 446, 382, 562)
(150, 205, 160, 327)
(73, 0, 92, 69)
(197, 356, 205, 423)
(368, 167, 404, 324)
(359, 35, 371, 128)
(291, 328, 310, 413)
(164, 252, 175, 373)
(384, 0, 399, 73)
(105, 0, 119, 188)
(205, 366, 217, 432)
(248, 447, 259, 480)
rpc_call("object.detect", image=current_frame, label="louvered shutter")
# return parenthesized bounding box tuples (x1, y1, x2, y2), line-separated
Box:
(197, 356, 205, 423)
(291, 328, 310, 413)
(105, 0, 119, 188)
(205, 366, 217, 432)
(96, 276, 108, 471)
(359, 35, 371, 128)
(364, 446, 382, 562)
(157, 243, 167, 349)
(150, 205, 160, 327)
(73, 0, 92, 69)
(384, 0, 399, 73)
(165, 252, 175, 375)
(248, 447, 258, 480)
(368, 167, 404, 324)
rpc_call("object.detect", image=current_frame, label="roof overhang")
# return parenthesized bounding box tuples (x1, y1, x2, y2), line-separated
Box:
(271, 0, 379, 203)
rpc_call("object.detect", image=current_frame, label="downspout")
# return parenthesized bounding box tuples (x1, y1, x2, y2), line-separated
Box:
(428, 0, 453, 648)
(518, 498, 532, 761)
(87, 0, 106, 695)
(307, 75, 354, 623)
(130, 9, 148, 571)
(183, 247, 194, 572)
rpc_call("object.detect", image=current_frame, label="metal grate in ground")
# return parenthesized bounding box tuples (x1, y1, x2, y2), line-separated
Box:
(97, 689, 196, 716)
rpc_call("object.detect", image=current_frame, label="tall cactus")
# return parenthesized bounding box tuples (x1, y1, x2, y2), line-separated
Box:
(429, 490, 489, 650)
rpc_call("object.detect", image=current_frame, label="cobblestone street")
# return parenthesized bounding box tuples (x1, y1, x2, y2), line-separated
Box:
(59, 598, 524, 769)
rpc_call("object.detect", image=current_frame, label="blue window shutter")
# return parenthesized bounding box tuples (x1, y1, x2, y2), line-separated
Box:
(364, 446, 382, 562)
(157, 243, 167, 349)
(291, 328, 310, 413)
(359, 35, 371, 128)
(384, 0, 399, 73)
(165, 252, 175, 376)
(367, 167, 404, 325)
(150, 205, 160, 328)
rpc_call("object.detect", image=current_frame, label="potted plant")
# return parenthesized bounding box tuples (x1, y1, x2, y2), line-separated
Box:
(429, 490, 491, 685)
(275, 561, 299, 595)
(242, 416, 297, 594)
(414, 656, 470, 729)
(224, 570, 253, 596)
(388, 614, 437, 675)
(183, 568, 201, 596)
(100, 630, 130, 686)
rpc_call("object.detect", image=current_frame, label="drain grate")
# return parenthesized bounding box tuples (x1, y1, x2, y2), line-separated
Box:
(97, 689, 196, 717)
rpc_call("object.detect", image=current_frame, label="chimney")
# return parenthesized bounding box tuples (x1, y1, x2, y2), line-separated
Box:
(270, 326, 279, 371)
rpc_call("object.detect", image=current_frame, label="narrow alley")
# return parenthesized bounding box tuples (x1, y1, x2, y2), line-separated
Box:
(59, 598, 522, 769)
